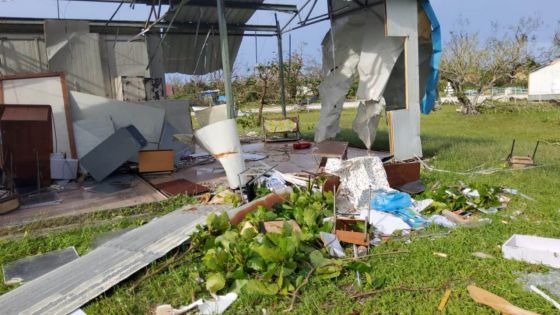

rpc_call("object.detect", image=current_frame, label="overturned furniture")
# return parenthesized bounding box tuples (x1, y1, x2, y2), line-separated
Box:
(0, 105, 53, 189)
(262, 116, 301, 142)
(506, 140, 540, 169)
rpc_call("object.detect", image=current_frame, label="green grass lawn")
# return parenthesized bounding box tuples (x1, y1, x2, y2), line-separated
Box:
(1, 104, 560, 314)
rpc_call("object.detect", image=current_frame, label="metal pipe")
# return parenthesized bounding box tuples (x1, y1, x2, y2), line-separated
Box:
(275, 14, 287, 118)
(217, 0, 235, 119)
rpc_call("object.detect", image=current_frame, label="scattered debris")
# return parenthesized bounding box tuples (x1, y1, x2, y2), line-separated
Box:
(467, 285, 539, 315)
(154, 179, 210, 197)
(438, 288, 452, 311)
(262, 220, 301, 234)
(156, 292, 238, 315)
(529, 285, 560, 310)
(433, 252, 448, 258)
(320, 232, 346, 258)
(472, 252, 495, 259)
(517, 270, 560, 300)
(507, 139, 539, 169)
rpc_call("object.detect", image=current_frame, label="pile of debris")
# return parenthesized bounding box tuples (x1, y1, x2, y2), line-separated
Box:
(0, 72, 248, 216)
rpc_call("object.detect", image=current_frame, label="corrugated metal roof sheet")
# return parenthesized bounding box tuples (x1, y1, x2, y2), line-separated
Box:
(161, 0, 263, 75)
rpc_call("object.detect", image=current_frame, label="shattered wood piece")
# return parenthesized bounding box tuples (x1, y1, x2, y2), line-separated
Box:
(467, 285, 540, 315)
(0, 204, 229, 315)
(154, 179, 209, 197)
(335, 217, 369, 246)
(262, 220, 301, 234)
(438, 288, 452, 311)
(3, 247, 79, 285)
(433, 252, 448, 258)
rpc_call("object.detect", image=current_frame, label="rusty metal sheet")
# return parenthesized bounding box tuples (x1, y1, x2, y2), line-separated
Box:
(154, 179, 209, 196)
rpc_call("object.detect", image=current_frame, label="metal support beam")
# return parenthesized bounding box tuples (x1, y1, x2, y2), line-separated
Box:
(188, 0, 298, 13)
(275, 14, 286, 118)
(67, 0, 298, 13)
(216, 0, 235, 119)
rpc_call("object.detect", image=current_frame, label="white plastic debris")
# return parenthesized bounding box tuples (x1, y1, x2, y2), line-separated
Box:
(413, 199, 434, 213)
(156, 292, 238, 315)
(320, 232, 346, 258)
(503, 234, 560, 268)
(429, 215, 456, 229)
(360, 209, 410, 236)
(195, 119, 246, 189)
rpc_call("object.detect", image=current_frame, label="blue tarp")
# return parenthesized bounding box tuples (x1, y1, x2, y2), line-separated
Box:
(420, 0, 442, 114)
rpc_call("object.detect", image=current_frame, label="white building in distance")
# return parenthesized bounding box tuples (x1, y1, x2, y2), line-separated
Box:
(528, 59, 560, 101)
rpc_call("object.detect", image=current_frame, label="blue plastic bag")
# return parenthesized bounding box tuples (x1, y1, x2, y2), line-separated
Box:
(370, 191, 412, 212)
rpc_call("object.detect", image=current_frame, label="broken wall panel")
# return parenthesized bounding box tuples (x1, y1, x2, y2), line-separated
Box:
(44, 20, 107, 97)
(70, 91, 165, 150)
(385, 0, 423, 160)
(80, 126, 146, 182)
(0, 73, 77, 158)
(0, 34, 48, 75)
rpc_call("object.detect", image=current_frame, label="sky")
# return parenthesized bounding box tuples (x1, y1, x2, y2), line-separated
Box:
(0, 0, 558, 75)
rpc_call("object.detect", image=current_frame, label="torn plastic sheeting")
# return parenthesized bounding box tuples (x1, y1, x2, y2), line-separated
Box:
(194, 104, 228, 127)
(320, 232, 346, 257)
(359, 209, 410, 236)
(195, 119, 246, 189)
(315, 4, 404, 145)
(352, 100, 383, 150)
(419, 0, 442, 114)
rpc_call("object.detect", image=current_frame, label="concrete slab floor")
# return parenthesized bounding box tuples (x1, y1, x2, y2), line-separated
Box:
(0, 141, 387, 228)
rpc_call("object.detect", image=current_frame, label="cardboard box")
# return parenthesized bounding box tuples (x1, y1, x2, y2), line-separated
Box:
(502, 234, 560, 268)
(138, 150, 174, 173)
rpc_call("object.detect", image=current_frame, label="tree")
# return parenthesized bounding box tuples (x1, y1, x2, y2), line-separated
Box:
(440, 18, 540, 114)
(255, 62, 278, 125)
